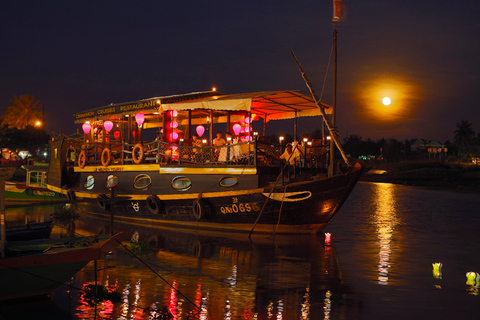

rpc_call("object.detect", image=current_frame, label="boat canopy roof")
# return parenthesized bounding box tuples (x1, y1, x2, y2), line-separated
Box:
(74, 90, 332, 124)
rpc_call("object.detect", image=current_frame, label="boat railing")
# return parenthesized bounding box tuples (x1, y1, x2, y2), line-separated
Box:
(77, 139, 257, 167)
(76, 138, 330, 169)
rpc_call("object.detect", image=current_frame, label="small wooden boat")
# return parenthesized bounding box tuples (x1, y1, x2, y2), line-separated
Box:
(5, 220, 54, 241)
(5, 165, 63, 202)
(0, 232, 123, 301)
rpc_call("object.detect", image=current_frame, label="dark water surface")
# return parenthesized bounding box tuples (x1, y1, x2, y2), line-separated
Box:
(1, 181, 480, 319)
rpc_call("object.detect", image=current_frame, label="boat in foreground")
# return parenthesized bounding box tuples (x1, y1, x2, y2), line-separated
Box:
(5, 220, 54, 241)
(0, 232, 123, 301)
(5, 165, 63, 202)
(47, 90, 365, 234)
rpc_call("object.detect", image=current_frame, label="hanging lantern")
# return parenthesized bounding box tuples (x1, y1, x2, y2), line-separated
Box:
(172, 132, 178, 140)
(170, 110, 178, 117)
(135, 113, 145, 128)
(82, 122, 91, 134)
(94, 127, 98, 134)
(233, 123, 241, 136)
(103, 120, 114, 133)
(113, 131, 120, 140)
(244, 117, 251, 124)
(172, 121, 178, 129)
(196, 125, 205, 137)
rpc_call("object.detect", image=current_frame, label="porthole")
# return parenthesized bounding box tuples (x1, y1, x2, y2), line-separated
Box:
(219, 176, 238, 188)
(105, 175, 119, 189)
(171, 176, 192, 191)
(134, 174, 151, 190)
(84, 175, 95, 190)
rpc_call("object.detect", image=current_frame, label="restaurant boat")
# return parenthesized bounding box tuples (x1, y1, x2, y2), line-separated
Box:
(47, 90, 364, 234)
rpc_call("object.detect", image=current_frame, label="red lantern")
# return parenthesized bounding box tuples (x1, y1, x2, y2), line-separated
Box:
(113, 131, 120, 140)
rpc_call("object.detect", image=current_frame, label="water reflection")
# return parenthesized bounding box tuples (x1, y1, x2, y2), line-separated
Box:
(371, 183, 399, 285)
(53, 215, 347, 319)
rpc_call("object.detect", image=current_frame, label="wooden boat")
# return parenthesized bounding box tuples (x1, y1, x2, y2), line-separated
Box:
(5, 165, 63, 202)
(46, 90, 364, 235)
(0, 232, 123, 301)
(5, 220, 54, 241)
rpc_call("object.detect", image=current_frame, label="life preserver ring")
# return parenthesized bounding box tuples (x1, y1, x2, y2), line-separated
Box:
(25, 187, 34, 196)
(101, 148, 111, 167)
(192, 198, 204, 220)
(132, 143, 144, 164)
(78, 150, 87, 169)
(97, 194, 110, 211)
(66, 189, 76, 201)
(146, 195, 163, 214)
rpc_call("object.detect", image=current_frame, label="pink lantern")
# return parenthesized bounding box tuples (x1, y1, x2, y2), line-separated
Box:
(172, 132, 178, 140)
(103, 120, 114, 133)
(245, 117, 251, 123)
(233, 123, 241, 136)
(245, 127, 250, 133)
(170, 110, 178, 117)
(135, 113, 145, 127)
(172, 121, 178, 129)
(94, 127, 98, 134)
(82, 122, 91, 134)
(196, 125, 205, 137)
(113, 131, 120, 140)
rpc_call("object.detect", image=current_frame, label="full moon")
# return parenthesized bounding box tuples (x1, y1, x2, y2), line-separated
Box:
(382, 97, 392, 106)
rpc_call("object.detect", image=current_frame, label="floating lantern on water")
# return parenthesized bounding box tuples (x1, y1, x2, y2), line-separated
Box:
(82, 122, 91, 134)
(196, 125, 205, 137)
(324, 233, 331, 246)
(466, 272, 479, 286)
(432, 262, 443, 279)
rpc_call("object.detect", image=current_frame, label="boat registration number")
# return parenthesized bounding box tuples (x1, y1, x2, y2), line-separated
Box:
(220, 202, 260, 214)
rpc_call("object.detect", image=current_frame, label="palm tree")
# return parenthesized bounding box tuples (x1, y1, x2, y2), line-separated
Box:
(454, 120, 475, 155)
(1, 95, 44, 129)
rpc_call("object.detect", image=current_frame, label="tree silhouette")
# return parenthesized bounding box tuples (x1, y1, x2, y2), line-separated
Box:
(454, 120, 475, 156)
(1, 95, 43, 129)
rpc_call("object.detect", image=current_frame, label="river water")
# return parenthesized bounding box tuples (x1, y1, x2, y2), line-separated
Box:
(1, 181, 480, 319)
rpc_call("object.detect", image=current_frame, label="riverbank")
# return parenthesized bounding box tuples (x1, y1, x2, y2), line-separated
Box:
(360, 161, 480, 193)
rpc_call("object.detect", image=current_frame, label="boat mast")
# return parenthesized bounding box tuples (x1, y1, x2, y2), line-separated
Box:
(328, 27, 338, 177)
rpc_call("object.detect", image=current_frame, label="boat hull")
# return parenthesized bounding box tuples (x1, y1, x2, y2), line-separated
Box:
(0, 233, 123, 301)
(5, 183, 63, 202)
(71, 162, 364, 234)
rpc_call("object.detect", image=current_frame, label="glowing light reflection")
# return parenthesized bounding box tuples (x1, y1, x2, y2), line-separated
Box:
(372, 183, 398, 285)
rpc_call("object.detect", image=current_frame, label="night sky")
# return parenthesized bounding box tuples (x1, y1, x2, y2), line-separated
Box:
(1, 1, 479, 142)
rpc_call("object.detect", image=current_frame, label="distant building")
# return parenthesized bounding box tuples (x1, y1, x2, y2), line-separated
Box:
(411, 140, 445, 152)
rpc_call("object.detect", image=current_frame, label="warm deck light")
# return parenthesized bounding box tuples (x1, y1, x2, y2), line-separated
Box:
(202, 139, 207, 144)
(324, 233, 331, 246)
(212, 87, 217, 92)
(326, 136, 332, 140)
(196, 125, 205, 137)
(104, 121, 114, 133)
(82, 122, 91, 134)
(233, 124, 241, 136)
(279, 136, 284, 143)
(303, 137, 308, 143)
(135, 113, 145, 127)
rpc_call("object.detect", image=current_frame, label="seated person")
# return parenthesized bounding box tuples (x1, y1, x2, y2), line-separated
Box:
(279, 143, 302, 166)
(213, 131, 227, 161)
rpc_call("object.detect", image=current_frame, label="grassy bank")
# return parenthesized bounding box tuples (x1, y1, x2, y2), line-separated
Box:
(361, 161, 480, 193)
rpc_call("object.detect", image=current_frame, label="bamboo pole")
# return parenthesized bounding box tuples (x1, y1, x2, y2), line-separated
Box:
(290, 50, 350, 168)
